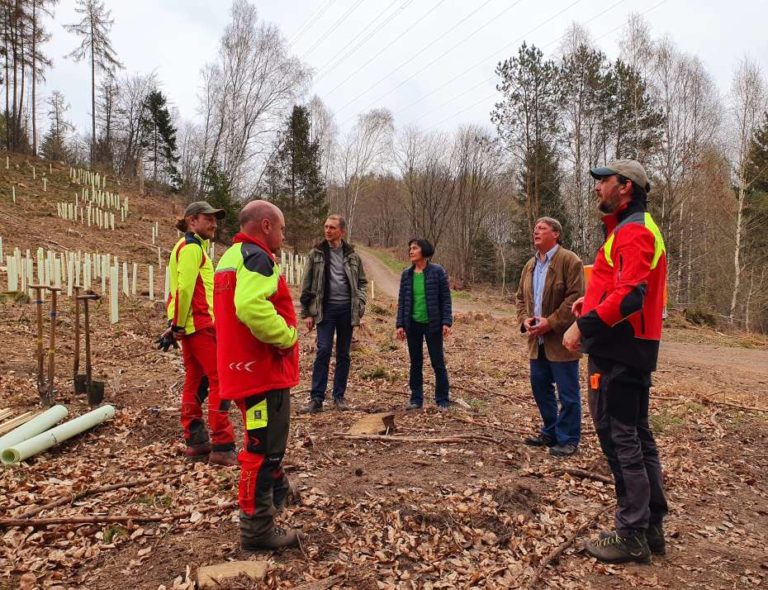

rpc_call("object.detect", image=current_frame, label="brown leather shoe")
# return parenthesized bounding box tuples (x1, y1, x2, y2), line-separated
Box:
(184, 443, 211, 461)
(208, 449, 238, 467)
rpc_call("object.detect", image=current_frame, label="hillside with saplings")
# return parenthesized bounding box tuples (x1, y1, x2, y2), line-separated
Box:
(0, 153, 766, 589)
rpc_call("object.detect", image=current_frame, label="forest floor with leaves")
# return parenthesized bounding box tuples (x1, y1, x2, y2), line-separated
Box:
(1, 282, 767, 590)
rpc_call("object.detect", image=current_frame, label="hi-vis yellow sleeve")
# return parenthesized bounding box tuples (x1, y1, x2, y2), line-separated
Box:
(234, 263, 297, 349)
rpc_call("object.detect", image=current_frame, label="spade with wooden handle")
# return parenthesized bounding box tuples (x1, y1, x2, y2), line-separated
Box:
(44, 286, 62, 407)
(78, 293, 104, 405)
(72, 286, 87, 394)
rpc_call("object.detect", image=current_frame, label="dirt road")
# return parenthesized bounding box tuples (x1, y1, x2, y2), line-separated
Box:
(358, 247, 768, 387)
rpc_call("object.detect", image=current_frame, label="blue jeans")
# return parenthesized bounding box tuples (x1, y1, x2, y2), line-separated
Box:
(529, 345, 581, 446)
(406, 322, 449, 406)
(310, 303, 353, 401)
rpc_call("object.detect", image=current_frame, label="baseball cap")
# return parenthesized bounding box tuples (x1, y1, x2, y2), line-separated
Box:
(590, 159, 651, 193)
(183, 201, 225, 219)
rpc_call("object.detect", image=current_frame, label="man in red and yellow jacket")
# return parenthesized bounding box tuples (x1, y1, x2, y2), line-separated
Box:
(165, 201, 236, 465)
(214, 200, 299, 551)
(564, 160, 669, 565)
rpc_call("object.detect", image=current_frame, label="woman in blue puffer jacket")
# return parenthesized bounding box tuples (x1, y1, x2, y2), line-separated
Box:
(396, 238, 452, 410)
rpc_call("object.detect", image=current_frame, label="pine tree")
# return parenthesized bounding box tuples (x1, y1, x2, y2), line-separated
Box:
(40, 90, 71, 161)
(264, 105, 328, 251)
(64, 0, 122, 164)
(200, 161, 238, 242)
(140, 89, 181, 190)
(492, 43, 563, 236)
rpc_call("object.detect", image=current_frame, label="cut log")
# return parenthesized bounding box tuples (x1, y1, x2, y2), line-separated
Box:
(197, 560, 268, 588)
(347, 412, 396, 435)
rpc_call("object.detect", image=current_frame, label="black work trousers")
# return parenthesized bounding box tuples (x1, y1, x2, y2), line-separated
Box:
(587, 355, 669, 536)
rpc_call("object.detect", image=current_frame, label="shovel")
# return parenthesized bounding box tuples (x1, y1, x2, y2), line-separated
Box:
(29, 284, 47, 399)
(72, 286, 87, 394)
(44, 286, 62, 407)
(78, 293, 105, 405)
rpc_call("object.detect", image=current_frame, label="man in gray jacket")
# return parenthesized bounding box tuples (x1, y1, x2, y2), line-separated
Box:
(300, 214, 368, 413)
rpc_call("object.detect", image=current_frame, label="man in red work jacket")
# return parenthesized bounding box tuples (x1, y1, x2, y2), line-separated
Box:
(165, 201, 236, 466)
(214, 200, 300, 551)
(564, 160, 669, 564)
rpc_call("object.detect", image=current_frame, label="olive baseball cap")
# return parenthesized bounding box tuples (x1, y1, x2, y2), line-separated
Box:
(183, 200, 225, 219)
(590, 159, 651, 193)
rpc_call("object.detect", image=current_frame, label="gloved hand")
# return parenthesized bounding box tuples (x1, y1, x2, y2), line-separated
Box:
(156, 328, 178, 352)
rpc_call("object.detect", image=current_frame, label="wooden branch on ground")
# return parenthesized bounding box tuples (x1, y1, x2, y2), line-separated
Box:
(452, 414, 529, 437)
(550, 468, 613, 484)
(525, 505, 612, 589)
(331, 433, 498, 445)
(654, 394, 767, 413)
(0, 501, 238, 529)
(16, 474, 180, 519)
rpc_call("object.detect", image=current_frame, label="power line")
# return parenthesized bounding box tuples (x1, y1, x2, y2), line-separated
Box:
(300, 0, 367, 60)
(332, 0, 503, 115)
(401, 0, 630, 127)
(315, 0, 405, 83)
(289, 0, 335, 48)
(323, 0, 448, 97)
(338, 0, 587, 128)
(422, 0, 671, 133)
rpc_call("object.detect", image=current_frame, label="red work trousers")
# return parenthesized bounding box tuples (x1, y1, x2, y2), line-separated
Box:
(180, 327, 235, 451)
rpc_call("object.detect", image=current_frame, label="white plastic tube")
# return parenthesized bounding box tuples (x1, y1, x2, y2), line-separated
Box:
(1, 405, 115, 465)
(0, 405, 68, 452)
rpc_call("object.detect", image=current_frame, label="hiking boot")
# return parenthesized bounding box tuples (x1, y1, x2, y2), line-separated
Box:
(646, 523, 666, 555)
(405, 402, 422, 411)
(524, 434, 554, 447)
(333, 397, 350, 411)
(208, 449, 238, 467)
(299, 399, 323, 414)
(242, 526, 299, 551)
(183, 443, 211, 461)
(549, 443, 578, 457)
(436, 402, 450, 411)
(585, 531, 651, 564)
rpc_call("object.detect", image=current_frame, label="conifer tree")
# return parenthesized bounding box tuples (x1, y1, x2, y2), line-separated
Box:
(264, 105, 328, 250)
(140, 89, 181, 190)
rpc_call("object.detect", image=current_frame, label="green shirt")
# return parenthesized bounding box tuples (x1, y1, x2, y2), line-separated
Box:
(411, 271, 428, 323)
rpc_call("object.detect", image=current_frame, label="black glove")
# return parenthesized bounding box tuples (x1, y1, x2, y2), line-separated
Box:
(155, 331, 178, 352)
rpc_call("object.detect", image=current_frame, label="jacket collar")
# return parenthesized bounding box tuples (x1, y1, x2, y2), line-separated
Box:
(185, 231, 209, 248)
(317, 239, 354, 255)
(233, 233, 275, 260)
(601, 199, 646, 235)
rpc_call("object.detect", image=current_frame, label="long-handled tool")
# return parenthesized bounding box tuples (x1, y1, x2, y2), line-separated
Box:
(28, 285, 47, 398)
(78, 293, 104, 406)
(72, 286, 87, 395)
(44, 286, 62, 407)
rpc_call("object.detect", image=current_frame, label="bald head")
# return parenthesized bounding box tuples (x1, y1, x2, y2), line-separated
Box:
(239, 200, 285, 253)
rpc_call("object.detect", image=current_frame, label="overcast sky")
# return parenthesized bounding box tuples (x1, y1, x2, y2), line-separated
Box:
(44, 0, 768, 136)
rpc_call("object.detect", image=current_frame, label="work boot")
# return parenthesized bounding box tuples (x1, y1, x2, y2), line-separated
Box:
(646, 523, 666, 555)
(523, 434, 554, 447)
(274, 482, 297, 513)
(405, 402, 422, 411)
(333, 397, 350, 411)
(549, 443, 578, 457)
(241, 515, 299, 551)
(208, 449, 238, 467)
(183, 443, 211, 461)
(299, 399, 323, 414)
(585, 530, 651, 564)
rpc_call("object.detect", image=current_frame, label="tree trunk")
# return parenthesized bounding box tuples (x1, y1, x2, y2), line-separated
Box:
(31, 0, 37, 155)
(90, 26, 96, 165)
(729, 183, 745, 323)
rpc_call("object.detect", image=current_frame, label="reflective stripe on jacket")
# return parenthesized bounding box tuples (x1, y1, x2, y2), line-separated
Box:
(166, 232, 214, 335)
(577, 200, 667, 372)
(214, 233, 299, 400)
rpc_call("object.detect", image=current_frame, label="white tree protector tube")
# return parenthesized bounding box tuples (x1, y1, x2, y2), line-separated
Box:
(1, 405, 115, 465)
(0, 405, 68, 452)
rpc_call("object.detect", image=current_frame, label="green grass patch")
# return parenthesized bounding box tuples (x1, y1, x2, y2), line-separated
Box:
(650, 410, 684, 435)
(362, 246, 408, 274)
(451, 290, 471, 300)
(361, 366, 391, 380)
(103, 525, 127, 543)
